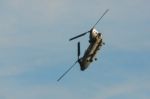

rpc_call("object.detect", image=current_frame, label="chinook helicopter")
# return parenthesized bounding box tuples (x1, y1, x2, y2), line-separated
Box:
(57, 9, 109, 81)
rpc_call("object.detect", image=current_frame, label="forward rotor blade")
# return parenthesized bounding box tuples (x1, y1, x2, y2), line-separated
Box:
(92, 9, 109, 28)
(69, 31, 89, 41)
(57, 61, 78, 82)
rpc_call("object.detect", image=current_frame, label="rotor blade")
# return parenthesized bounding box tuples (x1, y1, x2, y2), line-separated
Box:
(78, 42, 80, 59)
(57, 61, 78, 82)
(92, 9, 109, 28)
(69, 31, 89, 41)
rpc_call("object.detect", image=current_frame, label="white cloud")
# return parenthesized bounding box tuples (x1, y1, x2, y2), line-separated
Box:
(0, 65, 23, 77)
(93, 81, 150, 99)
(1, 0, 149, 51)
(0, 1, 150, 99)
(0, 82, 77, 99)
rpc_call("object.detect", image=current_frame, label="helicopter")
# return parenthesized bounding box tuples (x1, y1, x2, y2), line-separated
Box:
(57, 9, 109, 81)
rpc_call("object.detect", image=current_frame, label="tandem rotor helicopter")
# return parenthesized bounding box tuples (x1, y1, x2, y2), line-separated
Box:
(57, 9, 109, 81)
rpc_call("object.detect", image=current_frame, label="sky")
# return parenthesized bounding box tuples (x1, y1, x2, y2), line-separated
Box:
(0, 0, 150, 99)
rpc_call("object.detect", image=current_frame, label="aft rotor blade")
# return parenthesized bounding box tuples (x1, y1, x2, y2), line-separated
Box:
(57, 61, 78, 82)
(69, 31, 89, 41)
(92, 9, 109, 28)
(78, 42, 80, 59)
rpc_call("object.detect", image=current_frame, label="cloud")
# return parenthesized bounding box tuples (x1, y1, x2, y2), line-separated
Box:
(0, 1, 150, 99)
(0, 0, 75, 78)
(0, 82, 78, 99)
(0, 65, 24, 77)
(93, 81, 150, 99)
(1, 0, 149, 51)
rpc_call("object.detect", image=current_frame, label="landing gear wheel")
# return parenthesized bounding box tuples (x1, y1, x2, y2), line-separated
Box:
(90, 59, 93, 62)
(95, 58, 97, 61)
(103, 42, 105, 45)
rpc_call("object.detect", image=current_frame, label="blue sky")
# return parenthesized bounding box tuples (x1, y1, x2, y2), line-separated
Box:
(0, 0, 150, 99)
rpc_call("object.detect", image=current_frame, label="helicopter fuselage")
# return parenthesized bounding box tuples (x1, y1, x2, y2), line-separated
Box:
(79, 29, 103, 71)
(57, 9, 109, 81)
